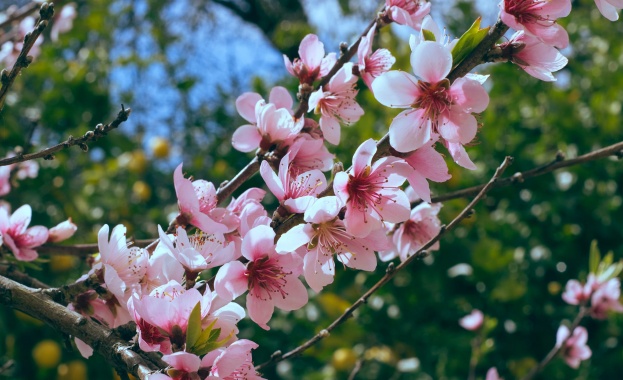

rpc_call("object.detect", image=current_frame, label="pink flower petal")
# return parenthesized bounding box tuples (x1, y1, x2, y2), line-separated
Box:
(235, 92, 262, 123)
(410, 41, 452, 82)
(215, 261, 248, 301)
(276, 224, 314, 254)
(247, 293, 274, 330)
(372, 71, 419, 108)
(269, 86, 293, 111)
(232, 124, 262, 152)
(272, 275, 308, 311)
(241, 225, 276, 261)
(389, 109, 431, 153)
(299, 34, 324, 71)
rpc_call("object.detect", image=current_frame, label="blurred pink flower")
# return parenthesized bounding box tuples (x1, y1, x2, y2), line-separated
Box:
(47, 218, 77, 242)
(385, 0, 431, 30)
(0, 204, 48, 261)
(590, 278, 623, 319)
(500, 0, 571, 48)
(595, 0, 623, 21)
(556, 325, 592, 369)
(501, 31, 568, 82)
(283, 34, 336, 84)
(459, 309, 484, 331)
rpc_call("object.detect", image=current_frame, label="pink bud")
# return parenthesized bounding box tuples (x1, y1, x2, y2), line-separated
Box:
(459, 309, 484, 331)
(47, 218, 77, 242)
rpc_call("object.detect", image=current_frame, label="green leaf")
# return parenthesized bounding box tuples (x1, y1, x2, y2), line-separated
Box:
(451, 17, 490, 68)
(589, 240, 600, 274)
(185, 303, 202, 349)
(422, 29, 436, 42)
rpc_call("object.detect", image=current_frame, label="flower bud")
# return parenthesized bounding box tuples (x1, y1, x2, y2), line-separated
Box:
(47, 218, 77, 242)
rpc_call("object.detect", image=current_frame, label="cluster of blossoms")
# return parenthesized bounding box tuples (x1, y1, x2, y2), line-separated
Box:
(2, 0, 623, 378)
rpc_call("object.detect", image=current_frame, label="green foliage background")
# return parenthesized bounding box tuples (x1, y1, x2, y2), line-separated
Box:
(1, 0, 622, 379)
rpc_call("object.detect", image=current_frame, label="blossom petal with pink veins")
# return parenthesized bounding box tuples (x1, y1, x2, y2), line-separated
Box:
(389, 6, 412, 27)
(372, 71, 419, 108)
(303, 196, 342, 223)
(411, 41, 452, 82)
(451, 78, 489, 113)
(403, 170, 432, 202)
(342, 236, 380, 270)
(215, 261, 248, 301)
(236, 93, 262, 123)
(103, 263, 127, 302)
(406, 144, 451, 182)
(19, 225, 48, 248)
(259, 161, 286, 200)
(272, 276, 308, 311)
(344, 206, 380, 238)
(357, 24, 374, 65)
(232, 124, 262, 152)
(15, 247, 38, 261)
(8, 205, 31, 235)
(162, 352, 202, 373)
(539, 0, 572, 18)
(284, 196, 317, 214)
(352, 138, 377, 174)
(304, 251, 335, 292)
(75, 338, 93, 359)
(439, 111, 477, 144)
(247, 293, 274, 330)
(526, 22, 569, 49)
(379, 191, 411, 223)
(319, 113, 341, 145)
(174, 164, 200, 212)
(320, 53, 337, 77)
(333, 172, 350, 206)
(283, 54, 295, 76)
(596, 0, 621, 21)
(446, 142, 476, 170)
(241, 225, 276, 261)
(420, 15, 442, 42)
(276, 224, 314, 254)
(389, 109, 431, 153)
(269, 86, 293, 111)
(299, 34, 324, 71)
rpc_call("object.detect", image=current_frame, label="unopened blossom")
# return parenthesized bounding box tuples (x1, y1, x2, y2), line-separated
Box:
(47, 218, 77, 242)
(401, 143, 451, 202)
(334, 139, 411, 238)
(500, 31, 568, 82)
(590, 278, 623, 319)
(595, 0, 623, 21)
(234, 86, 293, 129)
(308, 62, 364, 145)
(51, 3, 77, 41)
(215, 225, 307, 330)
(283, 34, 337, 84)
(379, 203, 442, 262)
(174, 164, 230, 234)
(277, 196, 389, 292)
(260, 151, 327, 213)
(556, 325, 592, 369)
(384, 0, 431, 30)
(372, 41, 489, 164)
(203, 339, 265, 380)
(0, 204, 48, 261)
(357, 23, 396, 90)
(459, 309, 484, 331)
(500, 0, 571, 48)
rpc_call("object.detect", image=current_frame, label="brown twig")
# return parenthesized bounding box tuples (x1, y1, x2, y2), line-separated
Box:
(255, 157, 513, 371)
(42, 272, 106, 304)
(38, 238, 154, 256)
(348, 359, 364, 380)
(0, 263, 50, 289)
(0, 2, 55, 112)
(0, 105, 132, 166)
(0, 2, 41, 31)
(0, 275, 165, 379)
(520, 306, 589, 380)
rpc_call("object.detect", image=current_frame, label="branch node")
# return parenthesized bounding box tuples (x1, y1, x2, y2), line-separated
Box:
(318, 329, 329, 338)
(339, 42, 349, 55)
(385, 262, 395, 274)
(270, 350, 282, 360)
(0, 70, 8, 85)
(79, 143, 89, 152)
(84, 130, 95, 140)
(555, 150, 566, 161)
(511, 172, 524, 183)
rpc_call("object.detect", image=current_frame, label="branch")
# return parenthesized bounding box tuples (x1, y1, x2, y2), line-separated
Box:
(38, 237, 154, 256)
(255, 157, 513, 371)
(0, 2, 55, 112)
(0, 275, 166, 379)
(0, 105, 132, 167)
(0, 2, 40, 30)
(520, 306, 589, 380)
(0, 263, 50, 289)
(430, 140, 623, 204)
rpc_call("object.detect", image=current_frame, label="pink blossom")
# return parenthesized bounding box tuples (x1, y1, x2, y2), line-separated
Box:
(141, 246, 185, 295)
(174, 164, 230, 234)
(308, 63, 364, 145)
(500, 0, 571, 49)
(283, 34, 337, 84)
(214, 225, 307, 330)
(276, 196, 389, 292)
(401, 143, 451, 202)
(562, 277, 594, 306)
(0, 204, 48, 261)
(486, 367, 503, 380)
(333, 139, 411, 238)
(384, 0, 431, 30)
(357, 23, 396, 90)
(595, 0, 623, 21)
(260, 151, 327, 214)
(459, 309, 484, 331)
(51, 3, 77, 42)
(0, 165, 11, 196)
(379, 203, 442, 262)
(372, 41, 489, 164)
(0, 17, 43, 67)
(556, 325, 592, 369)
(501, 31, 568, 82)
(590, 278, 623, 319)
(202, 339, 265, 379)
(47, 218, 77, 242)
(288, 134, 335, 175)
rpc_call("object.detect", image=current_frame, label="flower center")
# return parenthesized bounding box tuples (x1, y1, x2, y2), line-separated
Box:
(413, 79, 452, 126)
(505, 0, 549, 25)
(393, 0, 423, 14)
(246, 256, 290, 300)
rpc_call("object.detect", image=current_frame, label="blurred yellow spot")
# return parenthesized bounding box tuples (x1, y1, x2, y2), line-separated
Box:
(133, 181, 152, 201)
(32, 339, 62, 369)
(150, 137, 170, 159)
(332, 348, 357, 371)
(57, 360, 87, 380)
(548, 281, 561, 295)
(318, 293, 351, 318)
(50, 255, 78, 272)
(364, 346, 395, 364)
(15, 310, 44, 326)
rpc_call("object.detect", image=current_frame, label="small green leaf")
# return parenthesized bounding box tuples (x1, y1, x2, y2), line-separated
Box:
(422, 29, 436, 42)
(589, 240, 600, 274)
(451, 17, 490, 68)
(185, 303, 202, 349)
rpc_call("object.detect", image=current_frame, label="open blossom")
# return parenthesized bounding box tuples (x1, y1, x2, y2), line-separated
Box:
(203, 339, 265, 379)
(260, 151, 327, 213)
(308, 62, 364, 145)
(283, 34, 336, 84)
(334, 139, 411, 238)
(459, 309, 484, 331)
(379, 202, 442, 262)
(501, 31, 568, 82)
(384, 0, 431, 30)
(357, 23, 396, 90)
(556, 325, 592, 369)
(500, 0, 571, 49)
(288, 134, 335, 175)
(590, 277, 623, 319)
(401, 143, 451, 202)
(562, 275, 596, 305)
(276, 196, 389, 292)
(372, 41, 489, 165)
(215, 225, 307, 330)
(0, 204, 48, 261)
(174, 164, 231, 234)
(595, 0, 623, 21)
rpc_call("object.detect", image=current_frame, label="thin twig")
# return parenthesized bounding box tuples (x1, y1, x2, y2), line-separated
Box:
(0, 2, 40, 30)
(42, 273, 107, 304)
(255, 157, 513, 372)
(0, 106, 132, 166)
(0, 2, 55, 112)
(520, 307, 589, 380)
(348, 359, 364, 380)
(38, 238, 154, 256)
(0, 263, 50, 289)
